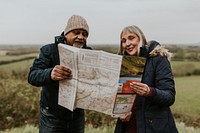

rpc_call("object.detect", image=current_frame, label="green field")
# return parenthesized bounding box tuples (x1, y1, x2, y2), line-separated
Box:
(173, 76, 200, 116)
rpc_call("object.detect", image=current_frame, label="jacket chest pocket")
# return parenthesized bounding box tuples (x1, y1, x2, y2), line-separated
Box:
(145, 111, 169, 133)
(143, 69, 155, 85)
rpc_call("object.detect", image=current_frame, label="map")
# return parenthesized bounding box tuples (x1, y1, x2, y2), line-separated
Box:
(58, 43, 122, 115)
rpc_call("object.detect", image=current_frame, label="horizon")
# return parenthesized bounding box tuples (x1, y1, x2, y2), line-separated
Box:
(0, 42, 200, 47)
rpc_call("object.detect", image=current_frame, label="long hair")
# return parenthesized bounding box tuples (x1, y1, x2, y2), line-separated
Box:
(118, 25, 147, 55)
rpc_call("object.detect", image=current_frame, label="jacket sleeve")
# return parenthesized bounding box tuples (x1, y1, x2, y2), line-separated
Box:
(28, 45, 55, 87)
(149, 56, 176, 107)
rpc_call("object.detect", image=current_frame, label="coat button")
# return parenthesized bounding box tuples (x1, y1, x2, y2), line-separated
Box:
(148, 119, 153, 124)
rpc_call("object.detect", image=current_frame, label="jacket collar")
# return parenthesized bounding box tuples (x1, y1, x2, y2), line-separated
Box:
(139, 40, 160, 57)
(140, 40, 172, 60)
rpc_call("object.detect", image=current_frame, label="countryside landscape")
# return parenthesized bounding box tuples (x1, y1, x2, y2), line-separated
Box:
(0, 43, 200, 133)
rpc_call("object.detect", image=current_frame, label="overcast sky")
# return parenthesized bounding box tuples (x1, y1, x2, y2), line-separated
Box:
(0, 0, 200, 45)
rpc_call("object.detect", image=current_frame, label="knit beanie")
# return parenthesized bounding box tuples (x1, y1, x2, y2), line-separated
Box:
(64, 15, 89, 36)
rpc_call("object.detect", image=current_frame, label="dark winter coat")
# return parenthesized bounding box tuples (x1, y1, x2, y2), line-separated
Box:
(115, 41, 178, 133)
(28, 34, 91, 121)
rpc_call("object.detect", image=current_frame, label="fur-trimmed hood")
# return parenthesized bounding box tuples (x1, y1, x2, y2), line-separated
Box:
(140, 40, 172, 61)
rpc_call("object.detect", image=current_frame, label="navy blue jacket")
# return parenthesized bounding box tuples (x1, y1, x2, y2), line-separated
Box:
(115, 41, 178, 133)
(28, 34, 91, 120)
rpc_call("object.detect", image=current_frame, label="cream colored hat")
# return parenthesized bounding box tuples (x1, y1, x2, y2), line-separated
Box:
(64, 15, 89, 35)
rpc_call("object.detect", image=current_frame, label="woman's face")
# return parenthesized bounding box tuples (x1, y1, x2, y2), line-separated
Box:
(121, 31, 140, 56)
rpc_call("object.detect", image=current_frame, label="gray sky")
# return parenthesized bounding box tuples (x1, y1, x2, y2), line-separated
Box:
(0, 0, 200, 45)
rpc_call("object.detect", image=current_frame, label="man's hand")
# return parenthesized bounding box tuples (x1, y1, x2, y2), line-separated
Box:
(51, 65, 72, 81)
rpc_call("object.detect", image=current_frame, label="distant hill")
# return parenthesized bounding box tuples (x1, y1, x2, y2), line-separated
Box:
(0, 43, 199, 54)
(90, 44, 119, 54)
(163, 42, 200, 47)
(0, 44, 42, 50)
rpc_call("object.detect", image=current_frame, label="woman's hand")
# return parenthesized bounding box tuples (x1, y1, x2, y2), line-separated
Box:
(51, 65, 72, 81)
(130, 81, 150, 96)
(120, 112, 132, 122)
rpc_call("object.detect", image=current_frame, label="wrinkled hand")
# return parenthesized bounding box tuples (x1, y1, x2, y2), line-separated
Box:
(130, 82, 150, 96)
(51, 65, 72, 81)
(120, 112, 132, 122)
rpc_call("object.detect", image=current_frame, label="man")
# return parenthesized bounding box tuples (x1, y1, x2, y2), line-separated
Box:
(28, 15, 91, 133)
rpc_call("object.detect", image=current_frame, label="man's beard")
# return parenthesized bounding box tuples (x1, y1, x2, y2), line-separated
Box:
(73, 39, 85, 48)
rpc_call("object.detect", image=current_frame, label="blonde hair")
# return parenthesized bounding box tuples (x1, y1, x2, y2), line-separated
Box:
(118, 25, 147, 55)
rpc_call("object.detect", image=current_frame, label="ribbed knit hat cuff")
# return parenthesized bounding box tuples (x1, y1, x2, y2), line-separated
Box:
(64, 15, 89, 35)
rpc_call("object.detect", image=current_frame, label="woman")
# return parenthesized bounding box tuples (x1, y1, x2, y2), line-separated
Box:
(114, 25, 178, 133)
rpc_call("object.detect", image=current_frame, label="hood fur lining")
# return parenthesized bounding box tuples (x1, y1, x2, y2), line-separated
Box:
(149, 45, 172, 61)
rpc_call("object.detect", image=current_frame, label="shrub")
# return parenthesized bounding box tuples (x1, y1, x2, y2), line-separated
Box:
(85, 110, 116, 128)
(0, 66, 116, 130)
(172, 63, 196, 77)
(0, 68, 40, 130)
(193, 69, 200, 75)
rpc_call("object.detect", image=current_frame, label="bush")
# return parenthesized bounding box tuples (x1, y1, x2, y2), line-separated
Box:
(172, 63, 197, 77)
(85, 110, 116, 128)
(193, 69, 200, 75)
(0, 68, 40, 130)
(0, 65, 116, 130)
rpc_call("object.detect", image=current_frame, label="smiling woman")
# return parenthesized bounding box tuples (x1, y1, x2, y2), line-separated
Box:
(115, 25, 178, 133)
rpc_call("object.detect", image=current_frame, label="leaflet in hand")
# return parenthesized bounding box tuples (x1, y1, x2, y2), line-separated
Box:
(112, 56, 146, 117)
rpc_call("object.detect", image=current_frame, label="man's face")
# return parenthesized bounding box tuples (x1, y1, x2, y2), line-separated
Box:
(65, 29, 88, 48)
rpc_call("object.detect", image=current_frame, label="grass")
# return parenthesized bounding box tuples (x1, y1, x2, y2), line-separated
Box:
(171, 76, 200, 128)
(0, 125, 38, 133)
(176, 122, 200, 133)
(1, 123, 200, 133)
(172, 76, 200, 117)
